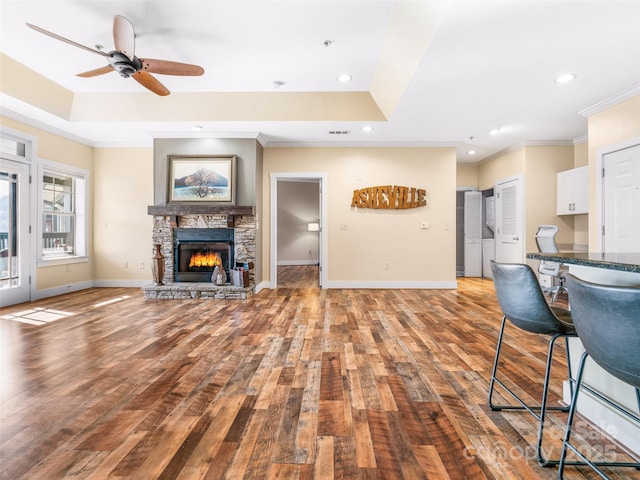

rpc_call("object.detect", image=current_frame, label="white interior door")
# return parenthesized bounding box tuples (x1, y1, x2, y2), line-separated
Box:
(603, 144, 640, 253)
(464, 191, 482, 276)
(494, 176, 523, 263)
(0, 158, 31, 306)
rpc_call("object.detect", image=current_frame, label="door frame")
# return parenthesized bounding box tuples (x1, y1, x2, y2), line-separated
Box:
(596, 136, 640, 251)
(270, 172, 328, 288)
(0, 127, 37, 306)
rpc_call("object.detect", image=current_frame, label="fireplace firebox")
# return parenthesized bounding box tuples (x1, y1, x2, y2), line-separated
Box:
(174, 228, 234, 282)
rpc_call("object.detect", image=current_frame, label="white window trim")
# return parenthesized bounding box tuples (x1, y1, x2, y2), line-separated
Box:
(37, 158, 89, 267)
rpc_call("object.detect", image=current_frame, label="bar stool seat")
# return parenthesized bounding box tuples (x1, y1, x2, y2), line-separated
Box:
(558, 275, 640, 479)
(489, 260, 578, 467)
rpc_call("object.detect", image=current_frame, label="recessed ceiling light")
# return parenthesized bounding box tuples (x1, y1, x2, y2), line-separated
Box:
(467, 150, 477, 155)
(337, 74, 352, 83)
(362, 125, 373, 132)
(555, 73, 577, 84)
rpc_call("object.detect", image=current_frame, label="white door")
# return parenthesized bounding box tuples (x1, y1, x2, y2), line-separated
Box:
(495, 176, 523, 263)
(464, 191, 482, 276)
(603, 144, 640, 252)
(0, 158, 31, 306)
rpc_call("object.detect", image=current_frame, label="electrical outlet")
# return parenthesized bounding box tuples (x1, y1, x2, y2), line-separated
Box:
(339, 223, 347, 230)
(123, 261, 128, 269)
(384, 263, 391, 270)
(139, 261, 145, 269)
(308, 249, 312, 255)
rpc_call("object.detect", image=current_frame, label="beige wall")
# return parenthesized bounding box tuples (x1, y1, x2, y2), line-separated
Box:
(93, 147, 154, 283)
(573, 140, 588, 167)
(263, 147, 457, 284)
(456, 164, 478, 187)
(477, 146, 525, 191)
(523, 146, 574, 251)
(1, 115, 95, 291)
(587, 95, 640, 247)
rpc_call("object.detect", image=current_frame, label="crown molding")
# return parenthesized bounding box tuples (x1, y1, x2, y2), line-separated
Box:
(579, 83, 640, 118)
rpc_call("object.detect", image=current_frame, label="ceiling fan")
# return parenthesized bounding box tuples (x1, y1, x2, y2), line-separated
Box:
(26, 15, 204, 96)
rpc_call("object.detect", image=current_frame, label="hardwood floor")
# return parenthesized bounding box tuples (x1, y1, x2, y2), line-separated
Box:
(277, 265, 320, 288)
(0, 273, 637, 479)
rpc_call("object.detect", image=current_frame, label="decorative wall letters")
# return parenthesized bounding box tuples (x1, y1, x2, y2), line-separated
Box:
(351, 185, 427, 209)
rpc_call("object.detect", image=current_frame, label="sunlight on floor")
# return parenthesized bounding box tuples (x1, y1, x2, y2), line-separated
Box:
(1, 307, 74, 326)
(93, 295, 130, 308)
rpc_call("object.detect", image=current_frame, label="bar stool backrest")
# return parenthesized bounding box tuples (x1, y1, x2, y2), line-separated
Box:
(566, 274, 640, 389)
(490, 260, 574, 335)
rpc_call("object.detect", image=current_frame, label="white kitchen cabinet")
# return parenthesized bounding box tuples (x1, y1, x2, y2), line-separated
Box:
(557, 166, 588, 215)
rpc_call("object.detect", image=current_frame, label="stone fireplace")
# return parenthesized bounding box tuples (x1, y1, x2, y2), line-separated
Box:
(143, 205, 256, 299)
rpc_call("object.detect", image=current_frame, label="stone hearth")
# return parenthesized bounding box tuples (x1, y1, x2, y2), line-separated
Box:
(143, 282, 253, 300)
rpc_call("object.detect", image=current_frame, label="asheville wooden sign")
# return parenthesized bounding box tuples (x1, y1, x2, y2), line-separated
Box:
(351, 185, 427, 209)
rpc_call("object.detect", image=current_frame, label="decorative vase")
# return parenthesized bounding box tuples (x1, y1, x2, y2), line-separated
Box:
(151, 244, 165, 285)
(212, 265, 227, 285)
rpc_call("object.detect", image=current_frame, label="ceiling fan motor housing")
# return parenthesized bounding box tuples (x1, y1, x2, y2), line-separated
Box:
(108, 51, 142, 78)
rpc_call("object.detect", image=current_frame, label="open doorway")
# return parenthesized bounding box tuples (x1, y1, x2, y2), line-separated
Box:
(270, 173, 327, 288)
(277, 179, 319, 288)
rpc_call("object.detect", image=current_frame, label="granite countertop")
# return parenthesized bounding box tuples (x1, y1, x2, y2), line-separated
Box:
(526, 252, 640, 273)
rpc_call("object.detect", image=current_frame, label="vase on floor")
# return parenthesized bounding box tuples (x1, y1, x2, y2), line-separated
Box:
(151, 244, 165, 285)
(212, 265, 227, 285)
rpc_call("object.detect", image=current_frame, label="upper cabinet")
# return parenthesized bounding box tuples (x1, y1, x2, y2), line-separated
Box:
(557, 166, 588, 215)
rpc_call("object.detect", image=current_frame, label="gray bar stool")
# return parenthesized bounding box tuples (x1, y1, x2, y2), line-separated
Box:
(489, 260, 578, 466)
(559, 275, 640, 479)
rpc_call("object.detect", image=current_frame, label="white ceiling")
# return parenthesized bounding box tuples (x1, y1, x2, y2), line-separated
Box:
(1, 0, 640, 162)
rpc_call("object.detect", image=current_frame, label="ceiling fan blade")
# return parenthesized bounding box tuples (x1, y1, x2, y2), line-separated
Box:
(133, 71, 170, 96)
(76, 65, 114, 77)
(113, 15, 135, 60)
(26, 22, 109, 57)
(141, 59, 204, 76)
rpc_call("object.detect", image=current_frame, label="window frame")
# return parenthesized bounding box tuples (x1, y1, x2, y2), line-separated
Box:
(37, 159, 89, 266)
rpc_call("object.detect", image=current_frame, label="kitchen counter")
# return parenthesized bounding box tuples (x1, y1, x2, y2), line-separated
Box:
(527, 251, 640, 273)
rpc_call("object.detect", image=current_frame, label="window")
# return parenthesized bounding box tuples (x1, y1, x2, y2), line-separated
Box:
(39, 161, 88, 264)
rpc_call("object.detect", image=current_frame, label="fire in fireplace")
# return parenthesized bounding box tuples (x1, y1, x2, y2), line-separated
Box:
(189, 251, 222, 269)
(174, 228, 234, 282)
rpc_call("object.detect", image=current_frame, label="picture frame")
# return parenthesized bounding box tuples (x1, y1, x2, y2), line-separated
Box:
(168, 155, 236, 204)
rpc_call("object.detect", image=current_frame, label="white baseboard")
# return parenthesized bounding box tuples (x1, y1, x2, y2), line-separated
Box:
(254, 280, 271, 293)
(93, 279, 149, 288)
(259, 280, 458, 290)
(32, 280, 95, 300)
(323, 280, 458, 289)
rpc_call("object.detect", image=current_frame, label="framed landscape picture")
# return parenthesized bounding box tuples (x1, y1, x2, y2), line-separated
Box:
(168, 155, 236, 204)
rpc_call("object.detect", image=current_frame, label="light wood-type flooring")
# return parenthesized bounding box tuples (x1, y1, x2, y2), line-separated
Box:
(1, 268, 637, 479)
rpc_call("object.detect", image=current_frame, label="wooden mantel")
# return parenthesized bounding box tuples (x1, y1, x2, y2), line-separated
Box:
(147, 205, 256, 227)
(147, 205, 255, 216)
